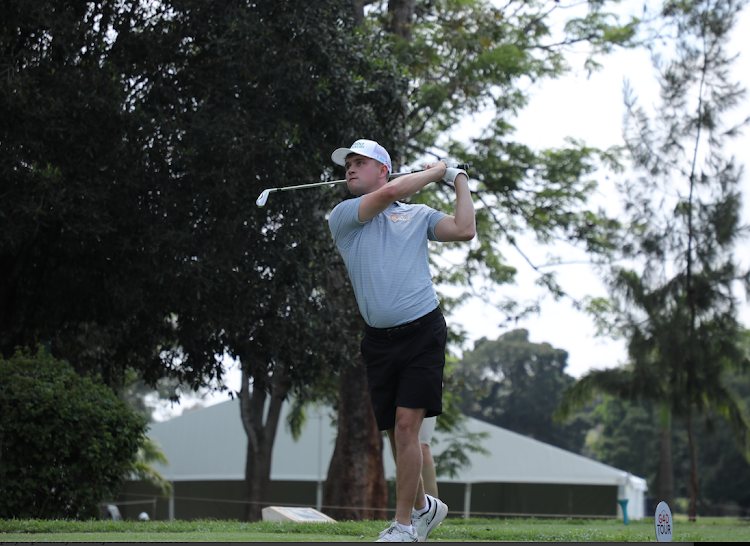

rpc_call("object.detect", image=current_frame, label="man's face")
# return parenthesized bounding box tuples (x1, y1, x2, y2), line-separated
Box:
(344, 154, 387, 196)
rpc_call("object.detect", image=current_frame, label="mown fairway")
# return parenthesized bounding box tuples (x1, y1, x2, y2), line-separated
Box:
(1, 516, 749, 542)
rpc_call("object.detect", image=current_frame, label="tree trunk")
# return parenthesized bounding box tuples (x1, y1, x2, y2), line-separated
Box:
(323, 355, 388, 521)
(243, 428, 274, 522)
(351, 1, 370, 26)
(656, 403, 674, 509)
(387, 0, 416, 41)
(239, 361, 290, 522)
(686, 409, 699, 521)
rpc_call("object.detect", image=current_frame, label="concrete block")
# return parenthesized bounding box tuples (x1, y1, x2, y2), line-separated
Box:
(261, 506, 336, 523)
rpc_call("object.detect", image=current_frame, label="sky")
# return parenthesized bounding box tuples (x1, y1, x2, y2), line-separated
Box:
(154, 1, 750, 418)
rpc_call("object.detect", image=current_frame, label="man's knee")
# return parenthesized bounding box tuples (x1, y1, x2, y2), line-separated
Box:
(394, 408, 425, 444)
(395, 407, 425, 426)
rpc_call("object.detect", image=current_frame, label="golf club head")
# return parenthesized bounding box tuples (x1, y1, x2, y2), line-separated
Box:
(256, 189, 271, 207)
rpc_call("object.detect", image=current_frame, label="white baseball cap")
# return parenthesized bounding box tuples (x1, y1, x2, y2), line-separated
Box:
(331, 139, 392, 174)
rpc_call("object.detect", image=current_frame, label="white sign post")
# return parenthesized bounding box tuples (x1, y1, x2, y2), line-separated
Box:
(654, 501, 673, 542)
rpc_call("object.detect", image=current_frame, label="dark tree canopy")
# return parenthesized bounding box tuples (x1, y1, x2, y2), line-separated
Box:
(0, 0, 405, 389)
(2, 0, 408, 522)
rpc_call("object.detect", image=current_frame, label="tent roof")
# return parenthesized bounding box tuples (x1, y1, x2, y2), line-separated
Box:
(148, 398, 332, 482)
(428, 416, 646, 490)
(147, 398, 646, 490)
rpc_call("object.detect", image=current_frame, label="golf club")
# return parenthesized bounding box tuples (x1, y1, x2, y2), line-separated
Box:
(256, 163, 469, 207)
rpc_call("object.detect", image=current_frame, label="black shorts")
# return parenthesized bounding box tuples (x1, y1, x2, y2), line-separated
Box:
(360, 307, 447, 431)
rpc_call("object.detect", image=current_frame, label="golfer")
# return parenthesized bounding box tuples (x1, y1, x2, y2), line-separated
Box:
(328, 139, 475, 542)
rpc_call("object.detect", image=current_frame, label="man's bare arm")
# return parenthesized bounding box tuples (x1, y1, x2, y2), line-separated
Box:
(434, 173, 476, 242)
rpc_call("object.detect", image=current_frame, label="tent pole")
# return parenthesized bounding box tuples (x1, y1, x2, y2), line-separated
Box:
(463, 483, 472, 519)
(168, 481, 175, 522)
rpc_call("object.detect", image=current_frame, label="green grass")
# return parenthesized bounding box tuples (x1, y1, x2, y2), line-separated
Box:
(1, 516, 748, 542)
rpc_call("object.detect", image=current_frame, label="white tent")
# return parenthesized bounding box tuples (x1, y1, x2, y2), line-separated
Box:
(145, 398, 646, 520)
(148, 398, 334, 482)
(418, 416, 647, 519)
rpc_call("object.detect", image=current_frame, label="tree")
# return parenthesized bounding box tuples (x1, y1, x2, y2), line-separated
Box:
(0, 0, 656, 522)
(129, 0, 406, 521)
(431, 357, 491, 478)
(119, 368, 187, 422)
(583, 362, 750, 516)
(0, 0, 166, 381)
(0, 347, 148, 519)
(584, 395, 662, 494)
(377, 0, 636, 281)
(559, 0, 750, 520)
(322, 357, 388, 521)
(455, 329, 590, 452)
(555, 346, 679, 506)
(123, 436, 173, 498)
(2, 0, 405, 521)
(691, 369, 750, 515)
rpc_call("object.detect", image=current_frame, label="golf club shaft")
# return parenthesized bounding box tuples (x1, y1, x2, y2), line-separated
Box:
(256, 163, 469, 207)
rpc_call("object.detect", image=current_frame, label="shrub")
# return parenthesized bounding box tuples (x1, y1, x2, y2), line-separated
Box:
(0, 347, 147, 519)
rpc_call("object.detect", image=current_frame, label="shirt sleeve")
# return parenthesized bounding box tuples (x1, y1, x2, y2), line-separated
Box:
(427, 207, 448, 242)
(328, 197, 365, 249)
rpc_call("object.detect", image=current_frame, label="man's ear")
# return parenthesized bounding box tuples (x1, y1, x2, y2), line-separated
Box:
(380, 163, 390, 180)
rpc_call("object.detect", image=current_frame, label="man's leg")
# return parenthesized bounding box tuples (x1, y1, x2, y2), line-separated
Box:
(420, 443, 439, 498)
(386, 406, 427, 526)
(418, 417, 439, 499)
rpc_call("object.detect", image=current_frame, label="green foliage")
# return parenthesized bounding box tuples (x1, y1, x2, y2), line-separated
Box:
(0, 347, 148, 519)
(455, 329, 590, 453)
(695, 371, 750, 513)
(0, 0, 405, 391)
(555, 362, 667, 421)
(122, 436, 172, 498)
(585, 395, 662, 489)
(1, 0, 159, 382)
(584, 367, 750, 515)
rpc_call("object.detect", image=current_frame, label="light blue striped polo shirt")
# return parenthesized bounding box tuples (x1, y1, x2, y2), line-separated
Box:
(328, 197, 447, 328)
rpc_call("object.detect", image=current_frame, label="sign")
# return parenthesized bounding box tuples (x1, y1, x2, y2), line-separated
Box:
(654, 501, 673, 542)
(262, 506, 336, 523)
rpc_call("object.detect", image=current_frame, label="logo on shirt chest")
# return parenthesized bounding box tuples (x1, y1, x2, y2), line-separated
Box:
(389, 214, 412, 222)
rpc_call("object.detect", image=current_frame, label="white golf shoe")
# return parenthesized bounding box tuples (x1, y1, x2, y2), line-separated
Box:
(375, 521, 418, 542)
(412, 495, 448, 542)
